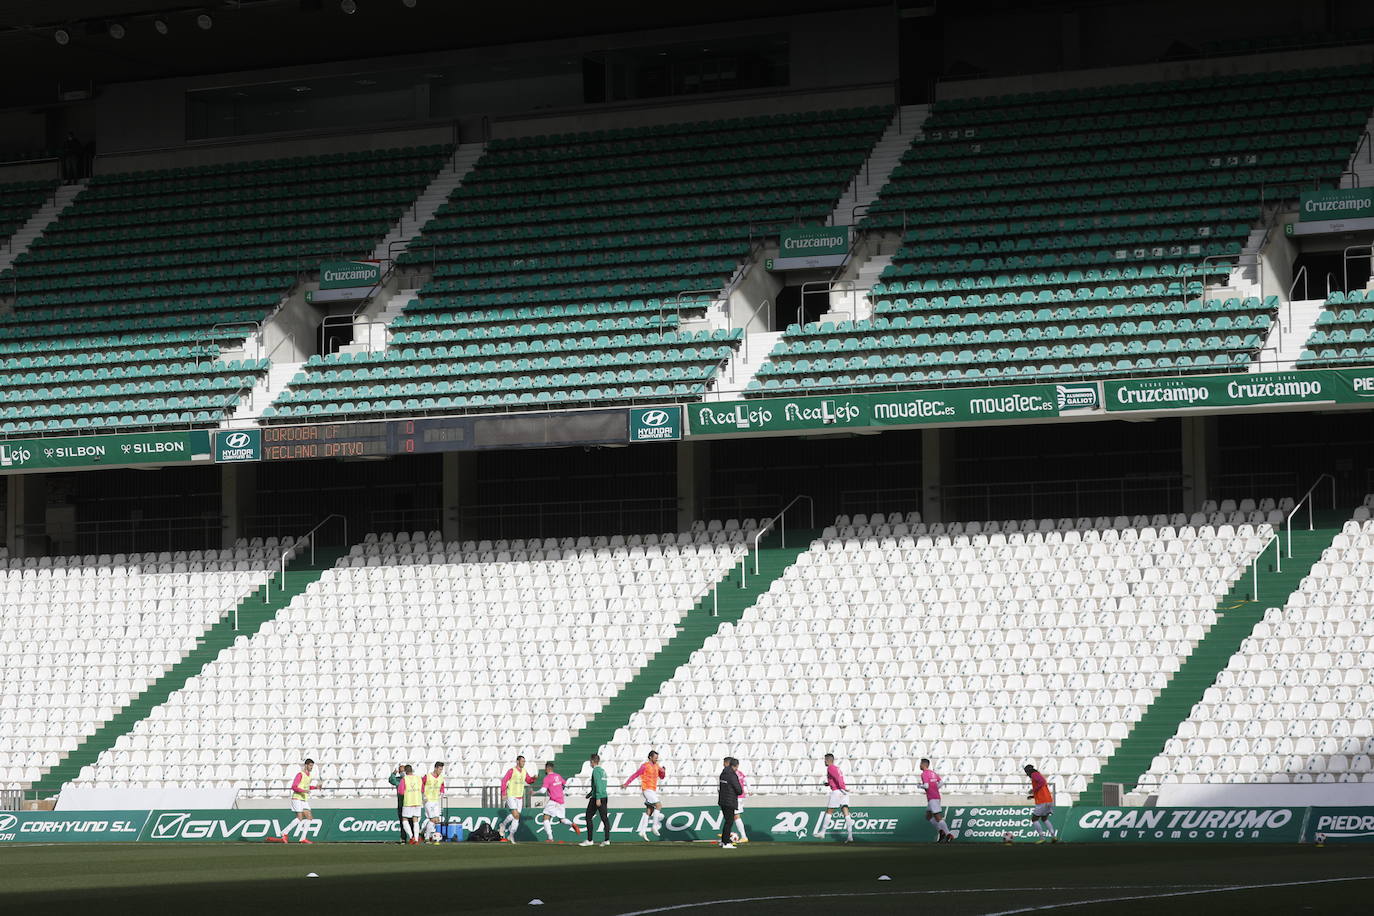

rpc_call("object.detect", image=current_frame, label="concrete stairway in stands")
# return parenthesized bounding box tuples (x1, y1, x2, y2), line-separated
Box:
(29, 548, 347, 799)
(1080, 521, 1345, 801)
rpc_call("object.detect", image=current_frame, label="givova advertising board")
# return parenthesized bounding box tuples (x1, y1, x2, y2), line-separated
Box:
(0, 810, 149, 843)
(136, 807, 928, 843)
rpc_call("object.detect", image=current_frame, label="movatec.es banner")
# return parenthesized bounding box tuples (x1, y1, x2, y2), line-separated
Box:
(0, 430, 212, 472)
(689, 382, 1100, 437)
(0, 810, 150, 843)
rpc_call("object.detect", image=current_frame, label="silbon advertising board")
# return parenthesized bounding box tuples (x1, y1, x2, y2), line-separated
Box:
(0, 430, 211, 472)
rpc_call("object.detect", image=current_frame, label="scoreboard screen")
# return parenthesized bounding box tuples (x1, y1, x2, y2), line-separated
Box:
(261, 422, 390, 460)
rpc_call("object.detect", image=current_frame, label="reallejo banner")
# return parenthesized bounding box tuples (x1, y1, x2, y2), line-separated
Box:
(0, 810, 150, 843)
(689, 382, 1099, 437)
(0, 430, 212, 472)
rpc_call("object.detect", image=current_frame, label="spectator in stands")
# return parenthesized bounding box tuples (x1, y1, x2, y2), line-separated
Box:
(388, 762, 407, 844)
(718, 756, 743, 849)
(60, 132, 82, 184)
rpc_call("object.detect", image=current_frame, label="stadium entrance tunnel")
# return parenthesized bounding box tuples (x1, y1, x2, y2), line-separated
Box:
(1291, 248, 1369, 296)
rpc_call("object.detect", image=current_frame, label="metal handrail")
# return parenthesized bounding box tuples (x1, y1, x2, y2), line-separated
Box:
(1288, 264, 1309, 303)
(1350, 130, 1371, 169)
(1252, 531, 1280, 601)
(752, 494, 815, 575)
(207, 320, 263, 363)
(1326, 272, 1339, 298)
(259, 514, 347, 615)
(663, 288, 724, 327)
(1344, 245, 1373, 294)
(739, 299, 772, 367)
(798, 280, 857, 329)
(1286, 473, 1335, 559)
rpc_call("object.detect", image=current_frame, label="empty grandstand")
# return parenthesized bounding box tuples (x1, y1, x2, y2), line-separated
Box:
(3, 2, 1374, 868)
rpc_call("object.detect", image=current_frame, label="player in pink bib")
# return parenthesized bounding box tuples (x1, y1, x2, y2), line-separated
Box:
(535, 761, 581, 842)
(920, 758, 953, 843)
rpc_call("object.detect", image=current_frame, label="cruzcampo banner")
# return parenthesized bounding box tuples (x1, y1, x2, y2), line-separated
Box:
(689, 382, 1100, 437)
(773, 227, 850, 270)
(0, 810, 150, 843)
(1299, 188, 1374, 222)
(0, 430, 212, 472)
(1062, 806, 1305, 843)
(1306, 807, 1374, 844)
(1105, 367, 1374, 413)
(319, 259, 382, 290)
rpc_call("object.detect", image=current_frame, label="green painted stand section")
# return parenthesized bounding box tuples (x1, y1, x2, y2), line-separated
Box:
(30, 548, 347, 799)
(1081, 522, 1344, 801)
(551, 541, 810, 775)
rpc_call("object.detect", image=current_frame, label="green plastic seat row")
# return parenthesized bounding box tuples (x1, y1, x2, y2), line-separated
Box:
(745, 353, 1249, 394)
(295, 346, 733, 385)
(94, 144, 450, 185)
(868, 299, 1269, 331)
(263, 383, 707, 419)
(283, 365, 714, 400)
(1, 411, 227, 434)
(3, 393, 240, 420)
(1296, 348, 1374, 368)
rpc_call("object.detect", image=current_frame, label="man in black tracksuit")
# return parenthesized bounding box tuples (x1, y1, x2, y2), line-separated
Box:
(718, 756, 743, 848)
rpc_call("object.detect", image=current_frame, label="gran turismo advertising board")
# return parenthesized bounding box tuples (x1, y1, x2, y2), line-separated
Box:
(0, 806, 1358, 844)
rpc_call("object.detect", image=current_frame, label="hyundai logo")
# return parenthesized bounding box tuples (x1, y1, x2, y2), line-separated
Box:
(640, 410, 670, 427)
(0, 814, 17, 831)
(223, 432, 252, 449)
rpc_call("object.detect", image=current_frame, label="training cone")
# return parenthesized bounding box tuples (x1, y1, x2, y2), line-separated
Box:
(878, 875, 891, 881)
(306, 873, 319, 878)
(529, 899, 545, 906)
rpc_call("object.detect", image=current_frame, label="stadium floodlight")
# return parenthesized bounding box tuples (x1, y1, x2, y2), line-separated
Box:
(108, 22, 126, 39)
(54, 27, 71, 45)
(197, 13, 213, 30)
(341, 0, 358, 13)
(153, 18, 169, 35)
(402, 0, 417, 7)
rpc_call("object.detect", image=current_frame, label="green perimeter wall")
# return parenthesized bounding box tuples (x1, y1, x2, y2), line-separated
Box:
(4, 806, 1366, 845)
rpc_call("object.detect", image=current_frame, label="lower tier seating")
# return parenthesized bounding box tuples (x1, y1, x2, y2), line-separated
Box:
(0, 542, 282, 787)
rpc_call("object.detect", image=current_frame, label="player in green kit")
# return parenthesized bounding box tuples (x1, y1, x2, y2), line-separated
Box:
(579, 753, 611, 846)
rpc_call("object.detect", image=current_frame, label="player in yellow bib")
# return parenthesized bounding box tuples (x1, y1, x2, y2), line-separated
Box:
(267, 757, 319, 844)
(399, 764, 424, 845)
(421, 761, 446, 844)
(498, 755, 535, 844)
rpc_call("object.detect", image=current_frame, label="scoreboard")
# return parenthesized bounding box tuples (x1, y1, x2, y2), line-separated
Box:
(259, 411, 628, 461)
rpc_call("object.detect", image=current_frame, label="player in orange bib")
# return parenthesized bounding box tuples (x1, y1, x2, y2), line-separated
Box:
(622, 750, 667, 841)
(1024, 763, 1059, 844)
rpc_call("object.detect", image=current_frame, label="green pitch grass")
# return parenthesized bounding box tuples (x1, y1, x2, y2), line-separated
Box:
(0, 842, 1369, 915)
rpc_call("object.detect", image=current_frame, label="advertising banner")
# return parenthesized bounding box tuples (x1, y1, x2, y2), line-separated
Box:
(0, 430, 212, 472)
(628, 406, 683, 443)
(1062, 807, 1305, 843)
(0, 810, 149, 843)
(1305, 807, 1374, 844)
(689, 382, 1098, 437)
(214, 429, 262, 464)
(1105, 368, 1374, 413)
(319, 260, 382, 290)
(943, 805, 1069, 843)
(1299, 188, 1374, 223)
(772, 227, 850, 270)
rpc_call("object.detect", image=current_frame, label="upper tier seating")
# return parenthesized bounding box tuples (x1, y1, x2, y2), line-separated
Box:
(752, 65, 1374, 394)
(0, 542, 281, 789)
(0, 146, 449, 434)
(595, 510, 1274, 797)
(267, 109, 890, 419)
(68, 523, 756, 792)
(1139, 501, 1374, 789)
(0, 179, 56, 246)
(1297, 288, 1374, 368)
